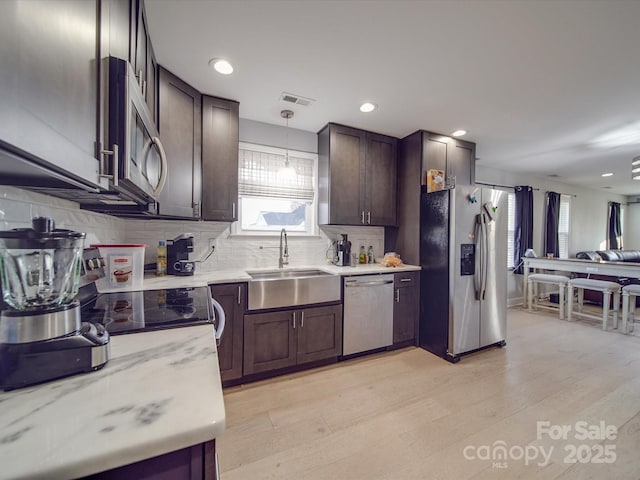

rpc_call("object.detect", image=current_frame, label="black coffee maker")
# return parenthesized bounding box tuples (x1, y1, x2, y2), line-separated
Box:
(167, 234, 195, 276)
(336, 234, 351, 266)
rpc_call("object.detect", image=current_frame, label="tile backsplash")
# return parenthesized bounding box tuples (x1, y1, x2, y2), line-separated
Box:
(0, 187, 124, 246)
(0, 187, 386, 272)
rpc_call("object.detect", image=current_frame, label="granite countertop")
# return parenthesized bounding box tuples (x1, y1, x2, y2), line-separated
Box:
(0, 324, 225, 480)
(97, 263, 421, 292)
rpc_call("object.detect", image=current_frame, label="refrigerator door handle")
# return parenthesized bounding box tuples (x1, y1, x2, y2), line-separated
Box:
(480, 213, 489, 300)
(474, 214, 483, 300)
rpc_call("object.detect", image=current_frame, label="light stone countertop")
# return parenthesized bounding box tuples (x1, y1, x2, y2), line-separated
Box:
(0, 262, 419, 478)
(97, 263, 421, 292)
(0, 324, 225, 480)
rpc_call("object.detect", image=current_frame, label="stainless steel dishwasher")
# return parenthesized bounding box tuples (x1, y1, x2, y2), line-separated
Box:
(343, 274, 395, 355)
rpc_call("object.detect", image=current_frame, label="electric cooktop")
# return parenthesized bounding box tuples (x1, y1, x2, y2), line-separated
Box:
(81, 286, 213, 335)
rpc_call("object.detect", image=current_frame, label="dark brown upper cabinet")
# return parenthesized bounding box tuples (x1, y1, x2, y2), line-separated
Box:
(421, 132, 475, 186)
(0, 0, 108, 191)
(392, 130, 476, 266)
(318, 123, 398, 226)
(201, 96, 239, 222)
(157, 67, 202, 218)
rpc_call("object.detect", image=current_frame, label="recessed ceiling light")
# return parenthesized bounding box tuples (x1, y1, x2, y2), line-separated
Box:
(359, 102, 376, 113)
(209, 58, 233, 75)
(601, 172, 614, 177)
(452, 130, 467, 137)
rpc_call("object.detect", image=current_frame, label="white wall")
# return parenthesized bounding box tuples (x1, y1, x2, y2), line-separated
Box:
(625, 201, 640, 249)
(239, 118, 317, 153)
(476, 165, 629, 305)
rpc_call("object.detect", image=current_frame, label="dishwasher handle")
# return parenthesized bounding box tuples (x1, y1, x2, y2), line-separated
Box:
(345, 279, 394, 287)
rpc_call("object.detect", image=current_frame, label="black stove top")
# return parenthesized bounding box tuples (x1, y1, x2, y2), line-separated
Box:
(81, 286, 213, 335)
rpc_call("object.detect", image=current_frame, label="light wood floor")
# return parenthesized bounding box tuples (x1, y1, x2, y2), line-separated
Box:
(218, 308, 640, 479)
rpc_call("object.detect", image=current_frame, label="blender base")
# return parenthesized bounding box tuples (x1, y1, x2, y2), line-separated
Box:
(0, 322, 110, 391)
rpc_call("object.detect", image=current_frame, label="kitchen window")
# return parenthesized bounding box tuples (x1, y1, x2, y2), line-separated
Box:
(236, 142, 317, 235)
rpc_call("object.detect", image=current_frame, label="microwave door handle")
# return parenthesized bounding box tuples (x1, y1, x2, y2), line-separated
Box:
(210, 297, 226, 346)
(151, 136, 168, 196)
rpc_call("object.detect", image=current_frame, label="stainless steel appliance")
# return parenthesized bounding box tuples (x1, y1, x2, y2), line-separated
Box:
(167, 234, 195, 276)
(81, 286, 225, 345)
(419, 186, 507, 362)
(343, 274, 394, 355)
(0, 219, 110, 390)
(79, 57, 168, 215)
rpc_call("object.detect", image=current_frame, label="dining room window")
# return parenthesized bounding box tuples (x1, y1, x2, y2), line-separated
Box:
(507, 192, 515, 269)
(558, 195, 571, 258)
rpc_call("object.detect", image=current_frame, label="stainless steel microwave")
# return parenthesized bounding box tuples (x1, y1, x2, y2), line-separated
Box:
(105, 56, 167, 210)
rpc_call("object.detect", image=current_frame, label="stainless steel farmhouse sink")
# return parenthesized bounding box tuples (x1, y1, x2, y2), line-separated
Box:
(246, 268, 341, 310)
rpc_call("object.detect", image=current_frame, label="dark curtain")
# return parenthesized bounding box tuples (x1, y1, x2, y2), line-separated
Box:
(513, 186, 534, 274)
(545, 192, 561, 257)
(608, 202, 622, 249)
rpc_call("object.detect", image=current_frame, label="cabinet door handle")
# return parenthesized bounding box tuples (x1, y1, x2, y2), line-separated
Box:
(361, 211, 365, 224)
(232, 202, 236, 219)
(301, 311, 304, 328)
(367, 211, 371, 224)
(395, 288, 400, 303)
(100, 144, 119, 187)
(292, 311, 296, 329)
(237, 286, 241, 305)
(136, 69, 143, 87)
(142, 79, 147, 98)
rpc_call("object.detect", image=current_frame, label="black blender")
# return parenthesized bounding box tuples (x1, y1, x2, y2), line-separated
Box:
(0, 218, 110, 391)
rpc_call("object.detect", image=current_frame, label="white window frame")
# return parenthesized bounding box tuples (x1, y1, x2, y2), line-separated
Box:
(558, 194, 571, 259)
(507, 192, 516, 269)
(232, 142, 319, 237)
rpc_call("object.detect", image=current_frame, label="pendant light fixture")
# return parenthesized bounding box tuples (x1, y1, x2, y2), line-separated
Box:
(278, 109, 297, 182)
(633, 156, 640, 180)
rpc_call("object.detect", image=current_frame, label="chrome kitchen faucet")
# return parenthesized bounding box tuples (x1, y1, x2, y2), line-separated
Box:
(279, 228, 289, 268)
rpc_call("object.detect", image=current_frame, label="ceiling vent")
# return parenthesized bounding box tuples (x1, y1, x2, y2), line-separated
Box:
(280, 92, 315, 107)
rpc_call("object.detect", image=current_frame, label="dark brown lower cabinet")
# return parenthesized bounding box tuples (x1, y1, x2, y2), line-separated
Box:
(83, 440, 218, 480)
(243, 304, 342, 376)
(393, 271, 420, 344)
(210, 283, 246, 385)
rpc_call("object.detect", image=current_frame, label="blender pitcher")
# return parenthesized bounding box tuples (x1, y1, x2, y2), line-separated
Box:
(0, 217, 85, 341)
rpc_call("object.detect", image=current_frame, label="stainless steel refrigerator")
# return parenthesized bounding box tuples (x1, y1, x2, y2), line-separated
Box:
(419, 185, 507, 362)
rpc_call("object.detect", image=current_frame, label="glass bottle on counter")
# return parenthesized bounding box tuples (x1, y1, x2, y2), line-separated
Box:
(156, 241, 167, 276)
(367, 246, 375, 264)
(359, 245, 366, 264)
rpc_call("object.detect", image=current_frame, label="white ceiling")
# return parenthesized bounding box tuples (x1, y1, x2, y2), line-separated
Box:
(146, 0, 640, 196)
